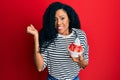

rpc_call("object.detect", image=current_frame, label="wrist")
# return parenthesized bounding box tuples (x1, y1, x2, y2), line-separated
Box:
(34, 31, 38, 36)
(34, 33, 39, 39)
(34, 33, 39, 46)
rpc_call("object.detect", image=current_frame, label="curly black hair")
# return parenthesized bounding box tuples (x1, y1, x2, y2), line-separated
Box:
(39, 2, 81, 51)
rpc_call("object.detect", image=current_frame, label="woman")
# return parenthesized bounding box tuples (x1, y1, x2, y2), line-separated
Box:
(27, 2, 89, 80)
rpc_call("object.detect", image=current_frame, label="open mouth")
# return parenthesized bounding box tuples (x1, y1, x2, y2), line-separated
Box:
(58, 26, 63, 30)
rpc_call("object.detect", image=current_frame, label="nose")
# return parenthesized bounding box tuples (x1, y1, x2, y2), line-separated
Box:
(56, 19, 62, 25)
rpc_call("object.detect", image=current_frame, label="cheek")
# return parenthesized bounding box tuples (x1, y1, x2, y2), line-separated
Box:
(64, 20, 69, 28)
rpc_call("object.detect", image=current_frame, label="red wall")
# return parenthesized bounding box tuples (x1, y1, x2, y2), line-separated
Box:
(0, 0, 120, 80)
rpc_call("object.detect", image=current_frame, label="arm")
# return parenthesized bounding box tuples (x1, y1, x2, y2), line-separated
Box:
(27, 24, 44, 72)
(71, 54, 88, 69)
(71, 30, 89, 69)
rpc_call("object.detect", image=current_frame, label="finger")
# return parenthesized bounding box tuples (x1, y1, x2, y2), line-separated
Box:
(78, 53, 83, 56)
(30, 24, 35, 29)
(27, 26, 31, 30)
(27, 26, 31, 33)
(78, 54, 84, 61)
(27, 26, 30, 31)
(71, 57, 79, 62)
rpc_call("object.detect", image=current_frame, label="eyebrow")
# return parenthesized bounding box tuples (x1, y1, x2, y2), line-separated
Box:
(55, 15, 65, 18)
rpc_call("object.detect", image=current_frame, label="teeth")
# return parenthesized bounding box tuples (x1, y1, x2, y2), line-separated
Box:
(58, 27, 63, 29)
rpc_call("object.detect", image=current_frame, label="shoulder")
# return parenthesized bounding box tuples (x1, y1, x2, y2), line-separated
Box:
(72, 28, 86, 36)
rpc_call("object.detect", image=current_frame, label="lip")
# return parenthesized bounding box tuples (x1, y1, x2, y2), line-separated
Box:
(58, 26, 63, 30)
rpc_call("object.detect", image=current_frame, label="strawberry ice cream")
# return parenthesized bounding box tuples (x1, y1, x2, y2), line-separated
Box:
(68, 38, 83, 57)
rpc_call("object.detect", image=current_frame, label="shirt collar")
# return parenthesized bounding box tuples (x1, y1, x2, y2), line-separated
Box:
(58, 30, 74, 38)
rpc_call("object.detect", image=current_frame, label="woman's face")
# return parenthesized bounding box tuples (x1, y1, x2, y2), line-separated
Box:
(55, 9, 70, 35)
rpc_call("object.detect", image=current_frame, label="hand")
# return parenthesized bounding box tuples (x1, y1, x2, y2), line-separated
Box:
(27, 24, 38, 36)
(70, 54, 84, 63)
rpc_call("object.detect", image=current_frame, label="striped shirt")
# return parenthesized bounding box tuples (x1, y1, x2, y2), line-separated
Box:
(40, 28, 89, 80)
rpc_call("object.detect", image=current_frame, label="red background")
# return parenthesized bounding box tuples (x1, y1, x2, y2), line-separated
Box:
(0, 0, 120, 80)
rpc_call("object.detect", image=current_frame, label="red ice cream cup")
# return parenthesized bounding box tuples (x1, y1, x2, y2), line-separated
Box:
(68, 43, 83, 57)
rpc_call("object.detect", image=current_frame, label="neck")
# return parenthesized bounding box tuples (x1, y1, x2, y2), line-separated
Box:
(61, 29, 71, 36)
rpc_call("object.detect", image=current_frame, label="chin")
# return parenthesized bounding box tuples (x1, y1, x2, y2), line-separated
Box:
(58, 31, 64, 34)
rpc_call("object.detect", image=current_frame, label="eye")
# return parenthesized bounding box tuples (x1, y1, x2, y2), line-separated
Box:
(61, 17, 65, 20)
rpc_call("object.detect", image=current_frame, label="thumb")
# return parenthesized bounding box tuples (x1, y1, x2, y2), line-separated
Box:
(30, 24, 35, 29)
(78, 54, 84, 61)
